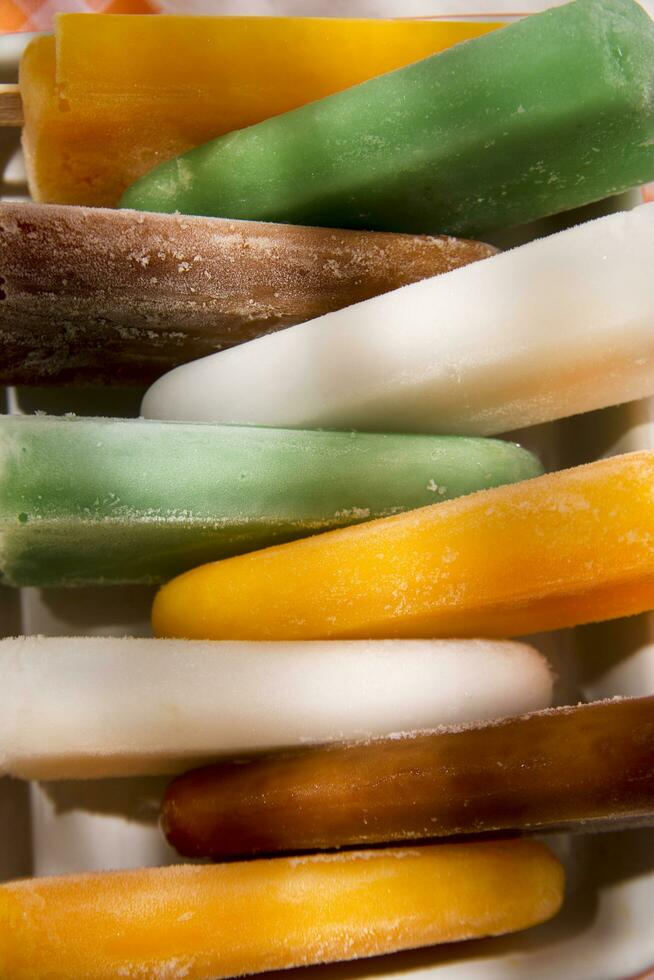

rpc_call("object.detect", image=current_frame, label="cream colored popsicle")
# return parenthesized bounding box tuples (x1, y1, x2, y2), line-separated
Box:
(0, 842, 564, 980)
(143, 204, 654, 435)
(152, 452, 654, 641)
(0, 636, 552, 779)
(0, 202, 494, 386)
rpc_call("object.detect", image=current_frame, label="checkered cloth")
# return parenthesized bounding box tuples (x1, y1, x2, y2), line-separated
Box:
(0, 1, 499, 32)
(14, 0, 654, 34)
(0, 0, 160, 32)
(4, 0, 654, 36)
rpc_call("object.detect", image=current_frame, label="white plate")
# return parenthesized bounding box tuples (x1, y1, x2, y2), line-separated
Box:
(1, 13, 654, 979)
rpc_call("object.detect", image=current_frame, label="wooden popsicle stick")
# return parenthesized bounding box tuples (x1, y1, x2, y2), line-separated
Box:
(0, 85, 23, 127)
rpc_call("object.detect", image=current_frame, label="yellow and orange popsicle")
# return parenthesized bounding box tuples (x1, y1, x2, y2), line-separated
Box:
(0, 842, 563, 980)
(20, 15, 500, 207)
(153, 452, 654, 641)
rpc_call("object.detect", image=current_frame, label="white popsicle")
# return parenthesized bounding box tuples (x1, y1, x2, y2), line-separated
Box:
(0, 636, 552, 779)
(142, 205, 654, 434)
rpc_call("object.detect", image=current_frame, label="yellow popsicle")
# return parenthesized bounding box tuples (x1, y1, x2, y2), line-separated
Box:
(153, 452, 654, 641)
(0, 842, 563, 980)
(20, 15, 501, 208)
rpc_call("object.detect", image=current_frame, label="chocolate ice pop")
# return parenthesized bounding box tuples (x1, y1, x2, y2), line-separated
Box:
(0, 202, 494, 386)
(162, 695, 654, 860)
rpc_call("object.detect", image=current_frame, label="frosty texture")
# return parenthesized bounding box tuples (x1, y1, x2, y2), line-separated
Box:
(153, 452, 654, 640)
(0, 843, 564, 980)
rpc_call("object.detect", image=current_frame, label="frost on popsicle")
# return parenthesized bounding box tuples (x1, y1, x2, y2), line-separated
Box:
(0, 843, 564, 980)
(0, 414, 541, 587)
(121, 0, 654, 236)
(20, 16, 498, 207)
(152, 452, 654, 641)
(0, 201, 495, 386)
(142, 205, 654, 435)
(162, 695, 654, 860)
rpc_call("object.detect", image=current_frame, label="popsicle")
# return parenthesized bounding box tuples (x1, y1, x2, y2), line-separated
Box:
(0, 201, 495, 387)
(142, 205, 654, 435)
(162, 696, 654, 861)
(0, 636, 552, 779)
(0, 414, 541, 588)
(0, 842, 564, 979)
(20, 15, 500, 208)
(152, 451, 654, 642)
(120, 0, 654, 236)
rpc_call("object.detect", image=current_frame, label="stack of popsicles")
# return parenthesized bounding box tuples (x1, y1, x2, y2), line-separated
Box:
(2, 0, 654, 976)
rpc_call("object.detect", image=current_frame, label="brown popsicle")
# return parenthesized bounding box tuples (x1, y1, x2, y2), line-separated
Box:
(0, 202, 495, 386)
(162, 695, 654, 860)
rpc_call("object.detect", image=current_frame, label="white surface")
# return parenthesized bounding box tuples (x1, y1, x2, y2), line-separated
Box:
(3, 12, 654, 980)
(0, 636, 552, 778)
(143, 205, 654, 437)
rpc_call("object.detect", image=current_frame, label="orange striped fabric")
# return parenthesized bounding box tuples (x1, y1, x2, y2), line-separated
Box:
(0, 0, 158, 33)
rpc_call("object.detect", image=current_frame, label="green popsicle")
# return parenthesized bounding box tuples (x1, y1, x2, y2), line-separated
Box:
(0, 415, 542, 587)
(119, 0, 654, 236)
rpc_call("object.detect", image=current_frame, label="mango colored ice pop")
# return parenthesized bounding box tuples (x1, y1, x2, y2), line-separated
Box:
(142, 205, 654, 435)
(20, 15, 500, 207)
(0, 636, 552, 779)
(162, 696, 654, 861)
(121, 0, 654, 236)
(0, 414, 541, 588)
(0, 201, 495, 387)
(0, 842, 564, 979)
(153, 452, 654, 642)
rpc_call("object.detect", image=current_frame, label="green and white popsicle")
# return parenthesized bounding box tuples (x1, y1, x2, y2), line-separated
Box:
(0, 415, 542, 587)
(120, 0, 654, 236)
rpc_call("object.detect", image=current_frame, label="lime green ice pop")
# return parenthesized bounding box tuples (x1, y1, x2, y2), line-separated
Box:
(120, 0, 654, 236)
(0, 415, 541, 587)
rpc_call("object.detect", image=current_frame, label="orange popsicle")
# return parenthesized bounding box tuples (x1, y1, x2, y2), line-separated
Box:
(20, 15, 500, 207)
(153, 452, 654, 641)
(0, 843, 563, 980)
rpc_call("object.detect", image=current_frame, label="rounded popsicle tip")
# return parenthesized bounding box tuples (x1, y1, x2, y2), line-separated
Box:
(151, 564, 211, 640)
(118, 161, 181, 215)
(484, 437, 545, 482)
(140, 360, 195, 422)
(480, 838, 565, 929)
